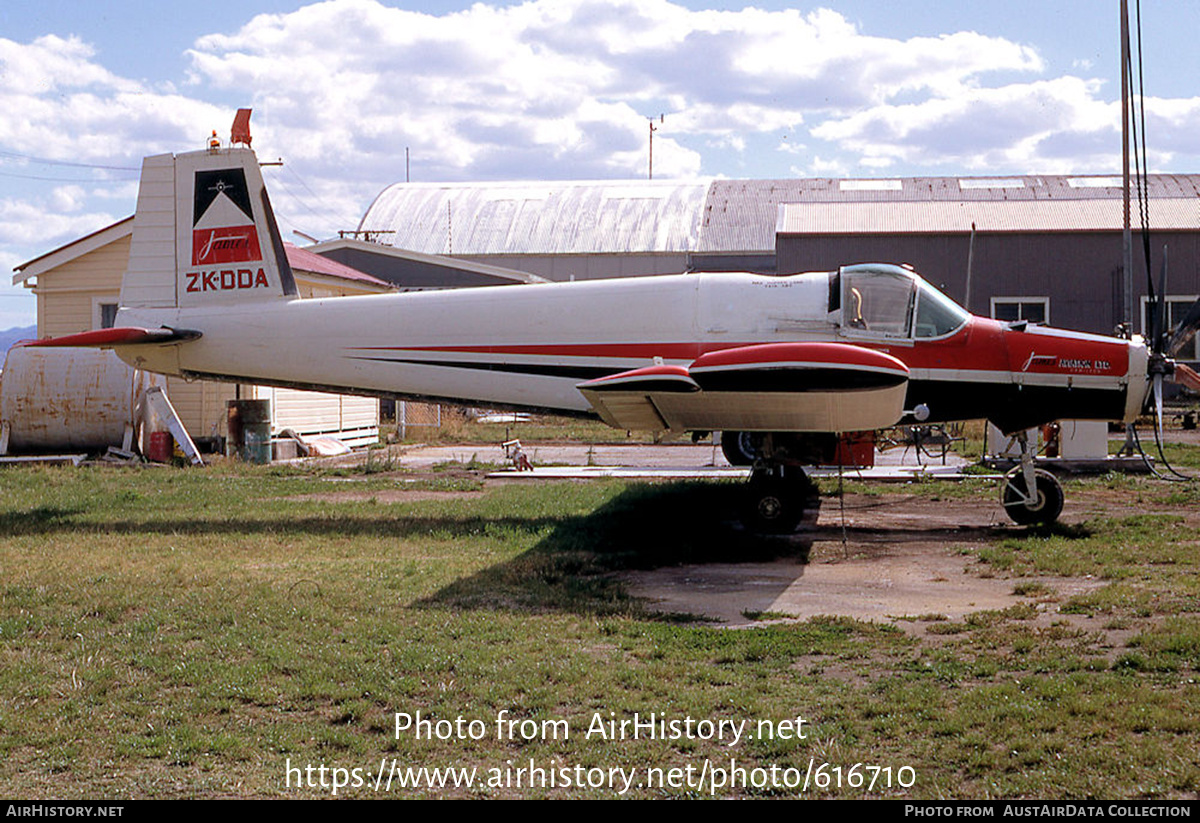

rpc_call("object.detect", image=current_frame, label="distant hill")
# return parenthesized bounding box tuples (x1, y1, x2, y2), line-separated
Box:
(0, 325, 37, 356)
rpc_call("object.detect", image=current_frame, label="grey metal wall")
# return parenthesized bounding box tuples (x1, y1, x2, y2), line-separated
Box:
(776, 230, 1200, 337)
(319, 246, 524, 289)
(455, 252, 689, 281)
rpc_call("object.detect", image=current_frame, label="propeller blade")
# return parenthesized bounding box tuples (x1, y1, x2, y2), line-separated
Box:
(1166, 295, 1200, 358)
(1154, 373, 1164, 434)
(1153, 247, 1168, 351)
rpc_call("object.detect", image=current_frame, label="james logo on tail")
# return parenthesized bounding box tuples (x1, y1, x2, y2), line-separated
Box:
(186, 167, 270, 292)
(192, 168, 261, 264)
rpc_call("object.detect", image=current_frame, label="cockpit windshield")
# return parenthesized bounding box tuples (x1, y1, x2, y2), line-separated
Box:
(839, 264, 969, 340)
(914, 279, 970, 338)
(841, 266, 916, 338)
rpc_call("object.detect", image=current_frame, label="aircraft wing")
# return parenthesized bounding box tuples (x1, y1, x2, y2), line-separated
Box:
(577, 342, 910, 434)
(20, 327, 203, 348)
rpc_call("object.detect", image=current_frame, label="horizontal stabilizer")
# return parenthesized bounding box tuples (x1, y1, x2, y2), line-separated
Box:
(21, 327, 202, 348)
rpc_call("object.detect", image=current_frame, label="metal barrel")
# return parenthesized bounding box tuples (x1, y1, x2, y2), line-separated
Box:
(227, 399, 272, 463)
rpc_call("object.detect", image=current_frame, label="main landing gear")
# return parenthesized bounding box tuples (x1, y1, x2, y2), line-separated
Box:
(1000, 430, 1064, 526)
(736, 430, 1066, 533)
(745, 464, 820, 534)
(737, 434, 821, 534)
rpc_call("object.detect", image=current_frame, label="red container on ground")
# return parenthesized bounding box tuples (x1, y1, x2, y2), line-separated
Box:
(147, 431, 173, 463)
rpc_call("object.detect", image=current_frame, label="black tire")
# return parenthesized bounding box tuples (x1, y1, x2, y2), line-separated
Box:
(1002, 469, 1064, 526)
(721, 431, 761, 466)
(744, 468, 815, 534)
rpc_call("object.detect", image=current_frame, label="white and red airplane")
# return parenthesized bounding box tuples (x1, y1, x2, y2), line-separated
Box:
(28, 145, 1200, 531)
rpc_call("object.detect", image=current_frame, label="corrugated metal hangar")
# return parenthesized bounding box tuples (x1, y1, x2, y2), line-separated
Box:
(358, 179, 711, 280)
(773, 174, 1200, 352)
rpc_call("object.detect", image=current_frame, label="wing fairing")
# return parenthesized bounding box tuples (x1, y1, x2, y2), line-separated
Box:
(578, 342, 909, 433)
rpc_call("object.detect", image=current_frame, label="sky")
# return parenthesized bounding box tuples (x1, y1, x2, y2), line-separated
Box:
(2, 0, 1198, 329)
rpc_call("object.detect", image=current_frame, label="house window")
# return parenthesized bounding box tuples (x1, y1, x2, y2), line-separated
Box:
(991, 297, 1049, 325)
(1142, 295, 1200, 360)
(92, 298, 119, 330)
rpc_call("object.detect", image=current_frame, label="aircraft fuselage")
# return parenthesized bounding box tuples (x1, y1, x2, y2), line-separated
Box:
(116, 268, 1145, 435)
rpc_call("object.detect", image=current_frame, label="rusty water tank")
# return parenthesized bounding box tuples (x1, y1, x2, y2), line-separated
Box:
(0, 347, 163, 453)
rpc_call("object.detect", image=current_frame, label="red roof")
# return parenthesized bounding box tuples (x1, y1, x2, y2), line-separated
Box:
(283, 243, 391, 289)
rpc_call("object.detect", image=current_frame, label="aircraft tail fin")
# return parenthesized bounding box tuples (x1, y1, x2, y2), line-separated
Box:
(119, 147, 297, 312)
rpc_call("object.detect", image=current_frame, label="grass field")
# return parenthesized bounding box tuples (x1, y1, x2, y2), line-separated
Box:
(1, 458, 1198, 798)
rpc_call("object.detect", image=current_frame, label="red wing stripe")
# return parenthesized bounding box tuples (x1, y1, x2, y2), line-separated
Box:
(689, 360, 909, 378)
(578, 365, 700, 393)
(691, 342, 909, 375)
(21, 327, 202, 347)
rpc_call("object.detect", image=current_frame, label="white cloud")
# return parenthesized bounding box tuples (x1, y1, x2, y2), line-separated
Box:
(180, 0, 1052, 187)
(5, 0, 1174, 208)
(0, 249, 37, 331)
(5, 0, 1200, 330)
(49, 186, 87, 213)
(1140, 96, 1200, 169)
(0, 196, 118, 249)
(0, 35, 138, 97)
(812, 76, 1125, 173)
(795, 154, 851, 179)
(0, 36, 226, 165)
(0, 189, 118, 327)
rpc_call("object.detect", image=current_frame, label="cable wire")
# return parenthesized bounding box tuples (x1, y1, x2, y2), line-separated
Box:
(0, 149, 138, 172)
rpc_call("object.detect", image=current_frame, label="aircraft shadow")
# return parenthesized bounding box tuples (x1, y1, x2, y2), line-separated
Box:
(0, 505, 87, 534)
(0, 509, 563, 539)
(0, 483, 816, 619)
(420, 481, 821, 618)
(419, 485, 1092, 620)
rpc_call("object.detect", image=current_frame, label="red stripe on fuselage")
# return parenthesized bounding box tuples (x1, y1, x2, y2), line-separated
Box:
(348, 317, 1130, 379)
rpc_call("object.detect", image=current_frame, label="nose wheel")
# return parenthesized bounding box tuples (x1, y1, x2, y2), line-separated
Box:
(1002, 469, 1063, 526)
(1000, 431, 1064, 526)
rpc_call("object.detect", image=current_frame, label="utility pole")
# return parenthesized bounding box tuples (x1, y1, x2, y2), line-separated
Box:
(965, 222, 976, 312)
(1119, 0, 1135, 457)
(648, 114, 663, 180)
(1121, 0, 1133, 334)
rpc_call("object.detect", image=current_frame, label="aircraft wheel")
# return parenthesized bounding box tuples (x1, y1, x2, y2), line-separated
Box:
(1002, 469, 1064, 526)
(744, 469, 814, 534)
(721, 431, 761, 466)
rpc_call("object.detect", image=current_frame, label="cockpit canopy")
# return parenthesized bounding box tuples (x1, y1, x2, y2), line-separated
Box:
(834, 264, 969, 340)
